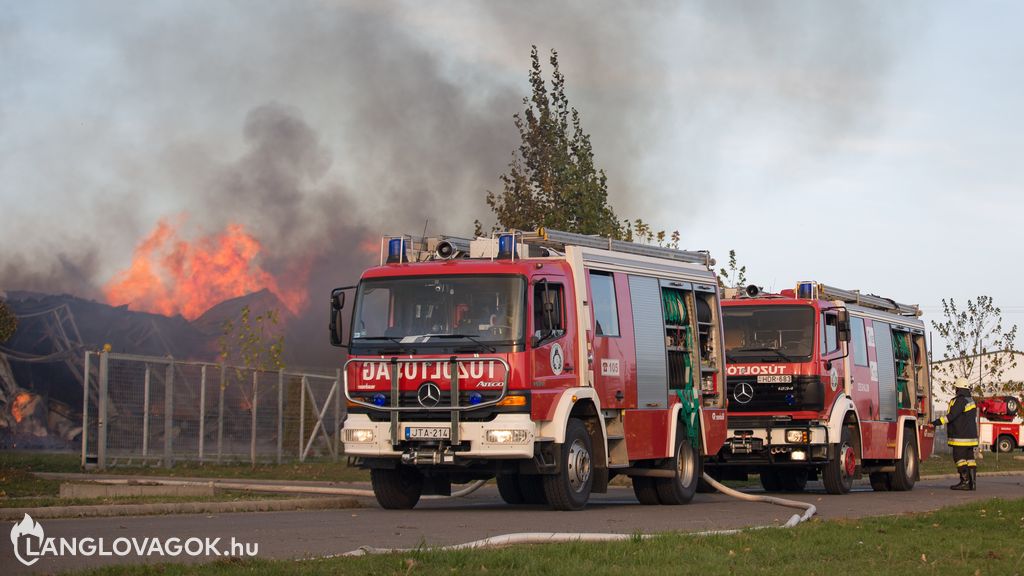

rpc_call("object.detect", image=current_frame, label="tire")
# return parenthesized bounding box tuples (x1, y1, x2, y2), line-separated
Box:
(823, 425, 857, 495)
(496, 473, 525, 505)
(632, 476, 660, 505)
(869, 472, 892, 492)
(656, 433, 701, 505)
(543, 418, 593, 511)
(777, 468, 808, 492)
(996, 435, 1016, 454)
(759, 470, 781, 492)
(371, 466, 423, 509)
(890, 435, 918, 491)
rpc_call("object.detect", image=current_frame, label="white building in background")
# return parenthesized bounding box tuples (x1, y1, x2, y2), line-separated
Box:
(930, 350, 1024, 411)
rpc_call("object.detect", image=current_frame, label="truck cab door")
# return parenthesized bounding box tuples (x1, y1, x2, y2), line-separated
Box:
(530, 278, 576, 391)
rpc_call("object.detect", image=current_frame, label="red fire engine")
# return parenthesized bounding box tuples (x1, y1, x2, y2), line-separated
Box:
(706, 282, 935, 494)
(979, 396, 1023, 453)
(331, 229, 728, 510)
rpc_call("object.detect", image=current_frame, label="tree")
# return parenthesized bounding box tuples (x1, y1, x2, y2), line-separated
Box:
(718, 250, 748, 289)
(484, 46, 621, 238)
(0, 300, 16, 343)
(218, 305, 285, 373)
(931, 296, 1018, 395)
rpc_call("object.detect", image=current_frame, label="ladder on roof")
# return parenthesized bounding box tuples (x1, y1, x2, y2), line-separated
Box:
(520, 228, 713, 266)
(798, 281, 921, 316)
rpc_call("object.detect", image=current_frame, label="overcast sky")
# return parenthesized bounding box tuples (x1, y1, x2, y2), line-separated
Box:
(1, 1, 1021, 358)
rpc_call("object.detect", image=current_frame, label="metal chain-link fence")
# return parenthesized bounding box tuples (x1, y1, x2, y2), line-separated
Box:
(81, 351, 342, 469)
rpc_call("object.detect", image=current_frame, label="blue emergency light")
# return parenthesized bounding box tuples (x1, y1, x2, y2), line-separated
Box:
(372, 393, 387, 407)
(468, 392, 483, 405)
(497, 233, 516, 259)
(797, 282, 814, 299)
(386, 238, 407, 264)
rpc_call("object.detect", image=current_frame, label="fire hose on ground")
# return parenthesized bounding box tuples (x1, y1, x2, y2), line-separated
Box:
(81, 472, 816, 556)
(339, 473, 817, 557)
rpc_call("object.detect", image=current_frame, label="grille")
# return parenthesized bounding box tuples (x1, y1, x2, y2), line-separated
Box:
(727, 376, 824, 413)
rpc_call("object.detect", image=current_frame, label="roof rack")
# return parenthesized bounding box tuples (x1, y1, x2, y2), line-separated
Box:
(796, 281, 921, 316)
(521, 228, 714, 266)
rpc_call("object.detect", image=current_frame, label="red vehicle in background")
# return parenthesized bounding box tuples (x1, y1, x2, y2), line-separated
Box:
(331, 229, 728, 510)
(706, 282, 935, 494)
(979, 396, 1023, 453)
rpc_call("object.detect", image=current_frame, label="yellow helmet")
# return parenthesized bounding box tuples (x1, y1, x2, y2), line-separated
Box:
(953, 377, 970, 390)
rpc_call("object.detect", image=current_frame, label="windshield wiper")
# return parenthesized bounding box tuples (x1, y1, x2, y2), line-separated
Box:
(423, 333, 497, 353)
(728, 347, 794, 362)
(353, 336, 404, 344)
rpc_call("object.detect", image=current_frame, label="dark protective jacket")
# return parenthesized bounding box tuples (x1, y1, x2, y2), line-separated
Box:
(940, 388, 979, 446)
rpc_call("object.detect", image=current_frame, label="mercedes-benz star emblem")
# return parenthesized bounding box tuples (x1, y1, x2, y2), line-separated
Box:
(733, 382, 754, 404)
(417, 382, 441, 408)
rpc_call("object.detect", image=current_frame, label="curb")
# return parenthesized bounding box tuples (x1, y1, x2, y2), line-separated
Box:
(920, 471, 1024, 480)
(0, 496, 361, 521)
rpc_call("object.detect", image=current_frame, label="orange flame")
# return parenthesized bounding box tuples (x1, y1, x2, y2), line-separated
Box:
(104, 218, 308, 320)
(11, 392, 32, 423)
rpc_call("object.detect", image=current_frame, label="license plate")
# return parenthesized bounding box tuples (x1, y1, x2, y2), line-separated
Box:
(405, 427, 451, 440)
(757, 375, 792, 384)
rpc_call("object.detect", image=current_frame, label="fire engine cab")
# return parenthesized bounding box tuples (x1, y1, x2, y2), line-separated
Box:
(979, 396, 1023, 453)
(706, 282, 935, 494)
(331, 229, 728, 510)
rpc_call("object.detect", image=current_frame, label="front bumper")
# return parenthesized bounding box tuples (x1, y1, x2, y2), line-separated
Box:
(723, 422, 831, 464)
(341, 413, 539, 461)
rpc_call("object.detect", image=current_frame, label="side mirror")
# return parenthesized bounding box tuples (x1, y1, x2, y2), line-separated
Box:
(329, 287, 348, 348)
(836, 309, 851, 343)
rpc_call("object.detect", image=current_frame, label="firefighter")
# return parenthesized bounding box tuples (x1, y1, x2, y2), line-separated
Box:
(931, 378, 979, 490)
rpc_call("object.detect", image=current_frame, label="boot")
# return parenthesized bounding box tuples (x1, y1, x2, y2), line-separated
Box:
(968, 467, 976, 491)
(950, 467, 970, 491)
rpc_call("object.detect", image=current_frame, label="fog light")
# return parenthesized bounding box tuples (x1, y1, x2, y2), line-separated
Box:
(785, 429, 808, 443)
(485, 429, 528, 444)
(791, 450, 807, 461)
(344, 429, 375, 443)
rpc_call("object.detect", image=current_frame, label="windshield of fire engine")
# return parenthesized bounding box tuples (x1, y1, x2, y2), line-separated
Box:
(350, 275, 526, 351)
(723, 305, 814, 362)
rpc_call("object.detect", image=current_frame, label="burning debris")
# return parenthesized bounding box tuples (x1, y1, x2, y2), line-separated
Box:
(1, 389, 81, 448)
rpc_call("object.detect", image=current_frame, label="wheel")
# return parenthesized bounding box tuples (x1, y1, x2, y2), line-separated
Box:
(371, 466, 423, 509)
(996, 435, 1016, 454)
(543, 418, 593, 510)
(890, 435, 918, 491)
(759, 470, 781, 492)
(777, 468, 808, 492)
(655, 433, 701, 505)
(632, 476, 660, 505)
(1004, 396, 1020, 415)
(869, 472, 892, 491)
(496, 473, 525, 505)
(823, 425, 857, 495)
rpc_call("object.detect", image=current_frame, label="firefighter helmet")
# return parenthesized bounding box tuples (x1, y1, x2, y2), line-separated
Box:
(953, 377, 970, 390)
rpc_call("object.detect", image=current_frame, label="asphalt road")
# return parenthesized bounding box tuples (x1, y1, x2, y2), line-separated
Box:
(5, 474, 1023, 574)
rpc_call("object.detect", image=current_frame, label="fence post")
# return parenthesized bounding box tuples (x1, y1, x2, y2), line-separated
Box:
(299, 375, 307, 462)
(142, 364, 151, 458)
(97, 351, 108, 471)
(277, 370, 284, 464)
(164, 362, 174, 469)
(251, 370, 258, 466)
(217, 364, 225, 464)
(334, 369, 342, 462)
(199, 365, 207, 463)
(81, 352, 91, 468)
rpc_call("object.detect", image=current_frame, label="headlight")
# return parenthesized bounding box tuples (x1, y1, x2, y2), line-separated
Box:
(785, 429, 808, 444)
(485, 429, 529, 444)
(344, 429, 375, 443)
